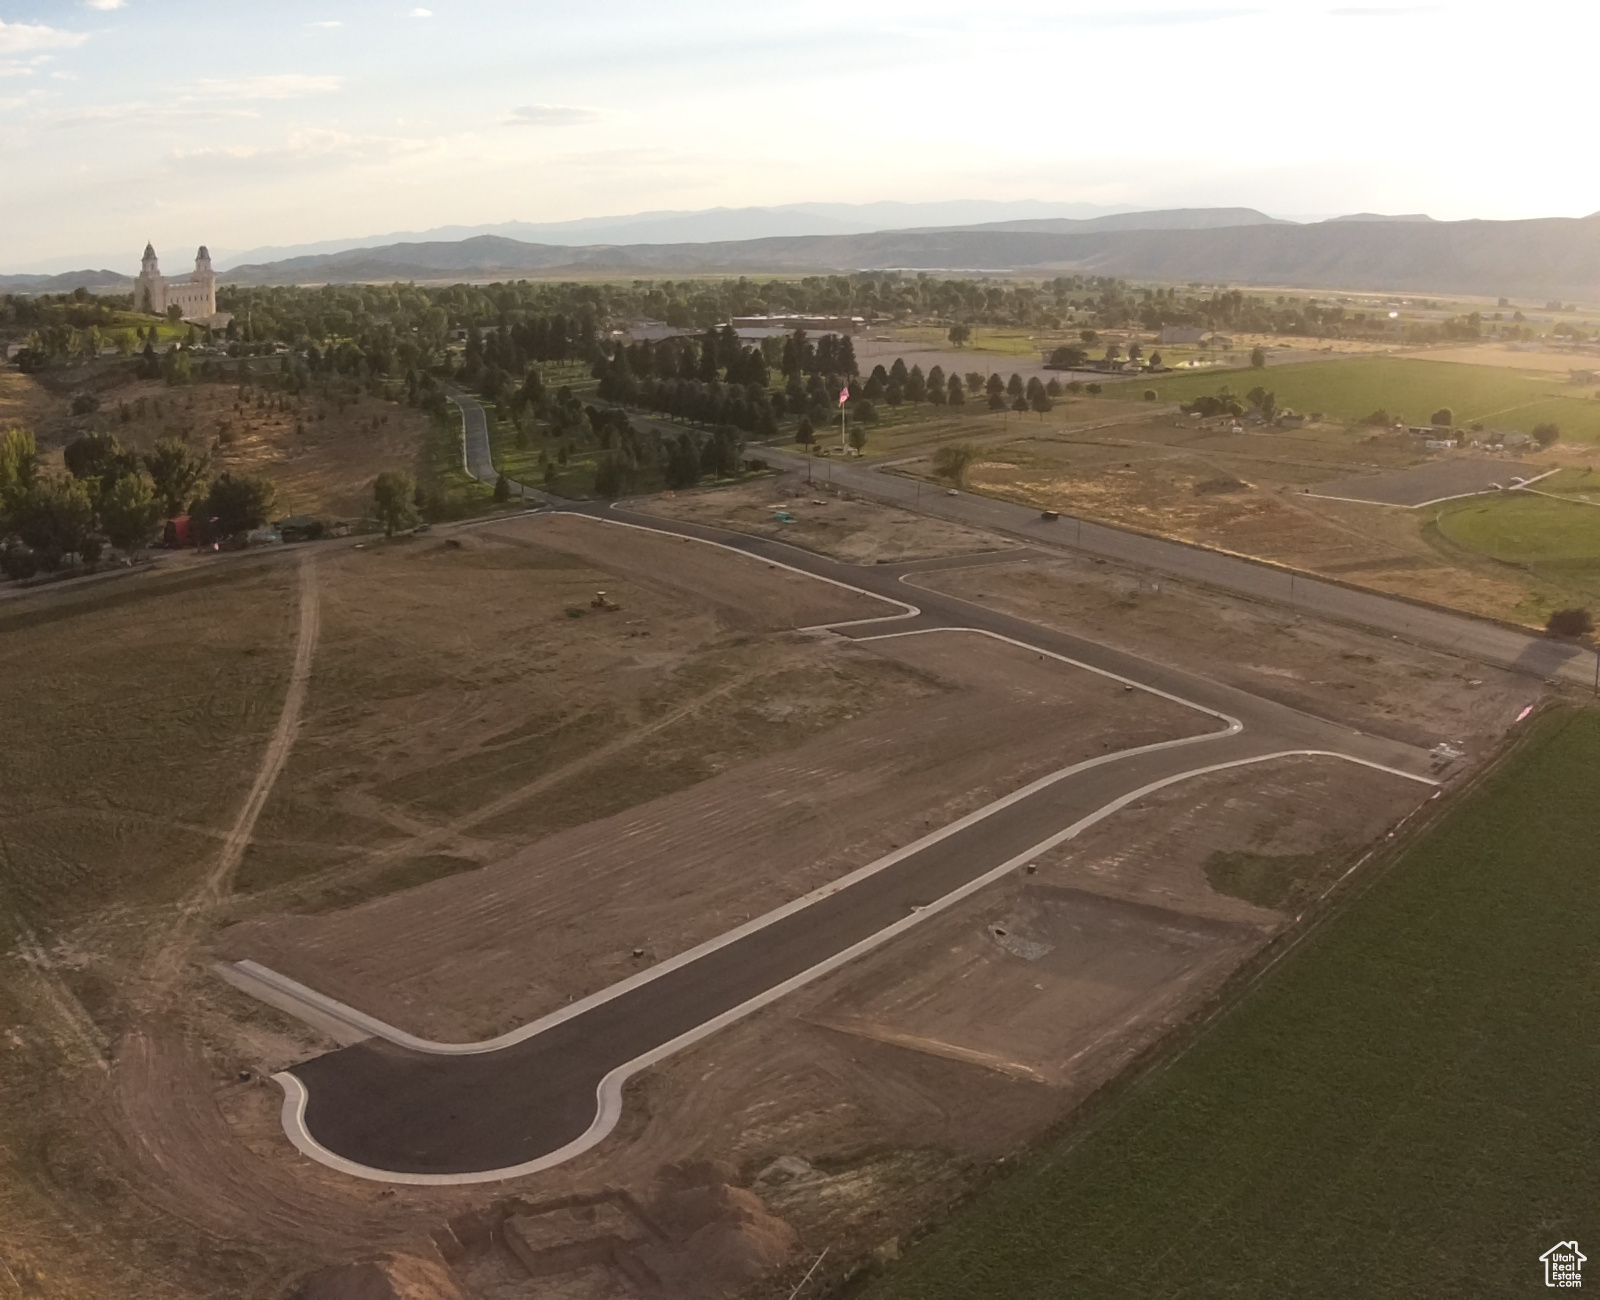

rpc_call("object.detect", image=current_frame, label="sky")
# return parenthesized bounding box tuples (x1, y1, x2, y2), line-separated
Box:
(1, 0, 1593, 272)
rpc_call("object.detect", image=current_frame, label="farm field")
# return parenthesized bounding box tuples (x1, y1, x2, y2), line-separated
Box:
(1118, 355, 1600, 443)
(1434, 493, 1600, 597)
(864, 707, 1600, 1300)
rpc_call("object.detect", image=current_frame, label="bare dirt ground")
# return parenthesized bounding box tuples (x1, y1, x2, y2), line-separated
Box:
(639, 476, 1004, 564)
(912, 554, 1535, 756)
(0, 502, 1528, 1300)
(913, 415, 1557, 624)
(220, 629, 1205, 1041)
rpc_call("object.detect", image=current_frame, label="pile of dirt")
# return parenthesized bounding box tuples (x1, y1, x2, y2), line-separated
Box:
(640, 1160, 797, 1296)
(294, 1253, 465, 1300)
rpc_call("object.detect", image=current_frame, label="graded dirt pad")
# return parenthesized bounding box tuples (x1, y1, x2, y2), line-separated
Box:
(221, 630, 1207, 1042)
(424, 755, 1428, 1297)
(225, 525, 934, 915)
(913, 555, 1535, 754)
(497, 511, 896, 630)
(638, 475, 1004, 564)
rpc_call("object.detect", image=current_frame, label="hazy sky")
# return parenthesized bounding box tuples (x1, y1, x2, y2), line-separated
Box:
(1, 0, 1591, 270)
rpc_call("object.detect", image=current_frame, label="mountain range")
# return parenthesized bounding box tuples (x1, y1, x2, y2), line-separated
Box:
(6, 207, 1599, 301)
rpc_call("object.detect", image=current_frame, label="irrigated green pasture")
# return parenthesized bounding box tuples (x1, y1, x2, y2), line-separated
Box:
(1434, 493, 1600, 596)
(868, 709, 1600, 1299)
(1122, 356, 1600, 442)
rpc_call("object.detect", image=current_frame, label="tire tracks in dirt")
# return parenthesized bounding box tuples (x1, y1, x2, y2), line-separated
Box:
(142, 551, 321, 1000)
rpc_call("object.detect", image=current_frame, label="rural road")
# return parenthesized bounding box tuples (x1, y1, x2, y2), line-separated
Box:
(754, 446, 1600, 689)
(248, 392, 1451, 1184)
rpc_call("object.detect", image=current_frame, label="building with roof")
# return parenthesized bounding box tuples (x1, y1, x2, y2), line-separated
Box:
(131, 244, 231, 327)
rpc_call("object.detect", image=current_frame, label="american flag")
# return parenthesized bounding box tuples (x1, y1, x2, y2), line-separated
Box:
(838, 386, 849, 405)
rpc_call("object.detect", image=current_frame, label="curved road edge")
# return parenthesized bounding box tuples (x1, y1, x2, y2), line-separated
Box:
(270, 746, 1435, 1186)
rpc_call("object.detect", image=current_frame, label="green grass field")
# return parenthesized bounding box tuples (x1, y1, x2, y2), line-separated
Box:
(1119, 356, 1600, 443)
(867, 709, 1600, 1299)
(1432, 494, 1600, 600)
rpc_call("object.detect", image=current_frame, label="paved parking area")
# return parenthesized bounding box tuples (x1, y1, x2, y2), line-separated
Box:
(1307, 458, 1549, 507)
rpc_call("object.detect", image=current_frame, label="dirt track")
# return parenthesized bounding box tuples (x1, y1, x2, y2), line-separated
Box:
(221, 631, 1204, 1042)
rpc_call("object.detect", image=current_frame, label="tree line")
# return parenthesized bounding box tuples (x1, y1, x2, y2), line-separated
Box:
(0, 425, 274, 580)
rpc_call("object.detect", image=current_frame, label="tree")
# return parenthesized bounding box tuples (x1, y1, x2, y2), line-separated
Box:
(1250, 346, 1268, 369)
(142, 438, 209, 517)
(1031, 391, 1053, 416)
(11, 474, 94, 563)
(1006, 373, 1024, 399)
(947, 374, 965, 405)
(593, 455, 626, 499)
(1149, 350, 1164, 370)
(1548, 607, 1593, 637)
(100, 472, 163, 553)
(948, 324, 972, 347)
(63, 431, 137, 496)
(987, 373, 1005, 398)
(493, 473, 511, 502)
(988, 391, 1007, 411)
(204, 472, 276, 538)
(1533, 422, 1561, 448)
(931, 443, 980, 487)
(1048, 345, 1088, 369)
(796, 416, 814, 447)
(372, 470, 418, 536)
(848, 424, 867, 455)
(1431, 407, 1454, 427)
(0, 426, 38, 509)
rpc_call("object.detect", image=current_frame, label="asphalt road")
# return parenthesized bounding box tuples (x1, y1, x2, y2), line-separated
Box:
(259, 394, 1454, 1182)
(756, 446, 1599, 688)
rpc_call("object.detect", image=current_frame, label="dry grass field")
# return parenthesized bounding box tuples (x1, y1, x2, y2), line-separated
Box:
(0, 495, 1538, 1299)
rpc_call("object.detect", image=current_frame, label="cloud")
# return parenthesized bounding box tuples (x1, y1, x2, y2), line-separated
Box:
(83, 0, 126, 9)
(168, 128, 432, 174)
(1327, 4, 1440, 13)
(310, 20, 344, 28)
(184, 74, 343, 100)
(507, 103, 600, 127)
(40, 101, 263, 128)
(0, 21, 91, 55)
(409, 7, 433, 16)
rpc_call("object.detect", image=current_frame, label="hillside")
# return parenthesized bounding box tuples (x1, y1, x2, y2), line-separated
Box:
(218, 214, 1600, 299)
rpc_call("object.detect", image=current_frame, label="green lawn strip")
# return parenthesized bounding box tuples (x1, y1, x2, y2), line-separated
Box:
(1106, 357, 1600, 443)
(868, 709, 1600, 1299)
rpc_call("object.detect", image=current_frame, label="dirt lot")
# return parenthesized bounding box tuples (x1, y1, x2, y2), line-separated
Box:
(911, 554, 1534, 755)
(0, 505, 1529, 1300)
(891, 411, 1568, 625)
(640, 475, 1004, 564)
(221, 627, 1205, 1041)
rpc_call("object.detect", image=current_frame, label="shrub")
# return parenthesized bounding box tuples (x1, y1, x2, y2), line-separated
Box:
(1086, 383, 1102, 395)
(1533, 422, 1561, 448)
(1547, 608, 1593, 638)
(0, 547, 39, 581)
(1144, 389, 1157, 401)
(1431, 407, 1454, 427)
(1363, 409, 1395, 427)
